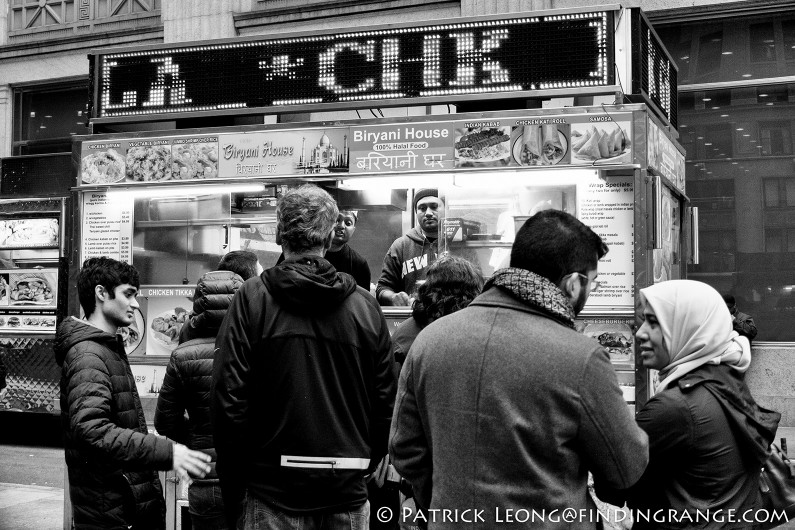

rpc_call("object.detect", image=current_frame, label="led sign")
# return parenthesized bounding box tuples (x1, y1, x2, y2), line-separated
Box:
(91, 11, 614, 119)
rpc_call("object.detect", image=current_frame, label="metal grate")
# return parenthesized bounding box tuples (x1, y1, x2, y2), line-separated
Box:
(1, 337, 60, 414)
(0, 153, 73, 197)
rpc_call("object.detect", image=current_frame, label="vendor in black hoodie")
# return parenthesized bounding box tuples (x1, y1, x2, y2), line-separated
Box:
(212, 185, 396, 527)
(54, 257, 211, 530)
(377, 188, 441, 306)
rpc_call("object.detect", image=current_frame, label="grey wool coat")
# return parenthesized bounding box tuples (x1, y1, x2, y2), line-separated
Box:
(390, 286, 649, 529)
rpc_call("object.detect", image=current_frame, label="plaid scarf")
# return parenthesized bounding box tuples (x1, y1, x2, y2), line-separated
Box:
(484, 268, 576, 328)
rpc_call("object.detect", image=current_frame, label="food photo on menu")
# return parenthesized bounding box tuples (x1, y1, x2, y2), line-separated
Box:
(0, 273, 7, 305)
(454, 126, 512, 167)
(126, 144, 172, 181)
(570, 122, 631, 164)
(144, 295, 192, 356)
(82, 148, 126, 184)
(512, 124, 571, 166)
(0, 218, 59, 249)
(5, 270, 57, 308)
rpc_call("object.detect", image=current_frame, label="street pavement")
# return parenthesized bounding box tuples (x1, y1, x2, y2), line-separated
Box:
(0, 445, 64, 530)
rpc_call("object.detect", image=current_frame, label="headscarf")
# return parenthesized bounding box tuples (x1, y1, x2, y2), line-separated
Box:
(640, 279, 751, 393)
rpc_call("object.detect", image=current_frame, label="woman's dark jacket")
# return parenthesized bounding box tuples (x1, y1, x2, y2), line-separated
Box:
(625, 363, 780, 529)
(212, 258, 396, 513)
(54, 317, 172, 530)
(155, 270, 244, 478)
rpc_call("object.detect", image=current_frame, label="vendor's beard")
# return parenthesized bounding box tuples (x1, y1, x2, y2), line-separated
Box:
(572, 289, 588, 315)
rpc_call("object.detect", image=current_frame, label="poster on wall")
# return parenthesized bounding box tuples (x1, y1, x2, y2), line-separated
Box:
(130, 286, 195, 357)
(577, 176, 635, 310)
(131, 364, 165, 397)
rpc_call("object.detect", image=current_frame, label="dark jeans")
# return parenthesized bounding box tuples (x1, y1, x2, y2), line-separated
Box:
(189, 480, 228, 530)
(244, 493, 369, 530)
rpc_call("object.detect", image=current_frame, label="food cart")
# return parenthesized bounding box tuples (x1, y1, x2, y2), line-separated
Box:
(72, 5, 687, 528)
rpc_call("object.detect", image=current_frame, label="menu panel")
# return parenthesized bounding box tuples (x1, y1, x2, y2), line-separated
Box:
(81, 191, 134, 264)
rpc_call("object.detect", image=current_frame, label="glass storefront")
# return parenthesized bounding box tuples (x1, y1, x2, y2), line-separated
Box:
(656, 12, 795, 341)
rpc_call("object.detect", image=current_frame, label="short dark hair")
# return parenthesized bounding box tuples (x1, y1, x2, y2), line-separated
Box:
(722, 294, 736, 306)
(218, 250, 259, 280)
(510, 209, 608, 284)
(412, 254, 484, 327)
(77, 257, 140, 317)
(277, 185, 338, 253)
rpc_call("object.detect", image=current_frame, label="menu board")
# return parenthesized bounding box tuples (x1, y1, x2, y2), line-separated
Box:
(77, 109, 641, 185)
(0, 218, 59, 249)
(81, 191, 134, 264)
(578, 175, 635, 310)
(647, 119, 685, 193)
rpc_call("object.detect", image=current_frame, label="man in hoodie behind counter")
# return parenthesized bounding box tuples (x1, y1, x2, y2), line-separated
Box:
(212, 185, 396, 529)
(55, 257, 211, 530)
(377, 188, 441, 306)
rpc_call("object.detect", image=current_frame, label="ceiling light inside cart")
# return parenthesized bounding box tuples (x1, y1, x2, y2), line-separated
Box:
(105, 183, 268, 198)
(453, 169, 599, 188)
(338, 174, 455, 190)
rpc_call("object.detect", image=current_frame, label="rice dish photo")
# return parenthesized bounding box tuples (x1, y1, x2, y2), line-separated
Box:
(172, 143, 219, 179)
(127, 145, 172, 181)
(81, 149, 126, 184)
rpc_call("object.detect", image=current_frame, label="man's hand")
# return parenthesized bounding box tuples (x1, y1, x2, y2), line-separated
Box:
(391, 292, 411, 306)
(172, 443, 211, 482)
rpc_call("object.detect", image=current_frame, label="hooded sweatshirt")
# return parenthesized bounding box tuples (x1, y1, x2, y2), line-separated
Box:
(54, 317, 171, 529)
(377, 226, 438, 299)
(212, 257, 396, 513)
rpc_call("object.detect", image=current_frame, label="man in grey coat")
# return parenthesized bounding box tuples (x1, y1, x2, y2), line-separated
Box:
(389, 209, 648, 529)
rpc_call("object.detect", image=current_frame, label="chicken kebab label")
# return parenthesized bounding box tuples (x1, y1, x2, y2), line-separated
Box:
(133, 287, 195, 357)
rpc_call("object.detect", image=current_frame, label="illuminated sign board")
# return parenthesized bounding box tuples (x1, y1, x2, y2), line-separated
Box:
(91, 10, 615, 119)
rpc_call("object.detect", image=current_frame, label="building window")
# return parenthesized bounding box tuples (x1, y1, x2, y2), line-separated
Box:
(656, 10, 795, 341)
(12, 80, 90, 156)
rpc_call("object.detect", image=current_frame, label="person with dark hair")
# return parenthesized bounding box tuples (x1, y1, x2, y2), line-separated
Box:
(155, 255, 255, 529)
(722, 293, 758, 342)
(389, 209, 648, 528)
(179, 250, 262, 344)
(391, 254, 484, 367)
(277, 209, 371, 290)
(213, 185, 396, 529)
(55, 256, 211, 530)
(218, 250, 262, 282)
(377, 189, 442, 306)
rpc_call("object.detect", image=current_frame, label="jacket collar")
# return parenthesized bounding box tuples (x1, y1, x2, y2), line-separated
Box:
(469, 287, 574, 328)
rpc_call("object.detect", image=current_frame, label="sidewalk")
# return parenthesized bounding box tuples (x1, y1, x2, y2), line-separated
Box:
(0, 483, 63, 530)
(0, 444, 64, 530)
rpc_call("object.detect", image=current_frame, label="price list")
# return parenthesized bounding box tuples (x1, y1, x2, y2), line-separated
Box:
(81, 191, 134, 264)
(578, 176, 635, 309)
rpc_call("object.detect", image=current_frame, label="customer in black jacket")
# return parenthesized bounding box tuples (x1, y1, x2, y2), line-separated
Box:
(213, 185, 396, 529)
(156, 250, 260, 530)
(55, 257, 211, 530)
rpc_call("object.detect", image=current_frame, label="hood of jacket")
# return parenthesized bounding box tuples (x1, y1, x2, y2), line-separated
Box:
(183, 270, 244, 339)
(54, 316, 121, 366)
(405, 225, 434, 245)
(263, 255, 357, 314)
(679, 364, 780, 466)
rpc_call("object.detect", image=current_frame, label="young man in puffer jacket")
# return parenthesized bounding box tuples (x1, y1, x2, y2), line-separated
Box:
(155, 250, 261, 529)
(55, 257, 211, 530)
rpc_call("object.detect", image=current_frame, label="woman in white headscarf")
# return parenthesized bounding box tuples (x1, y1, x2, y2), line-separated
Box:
(625, 280, 779, 529)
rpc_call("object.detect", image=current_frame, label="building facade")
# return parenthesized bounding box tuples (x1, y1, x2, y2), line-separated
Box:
(0, 0, 792, 429)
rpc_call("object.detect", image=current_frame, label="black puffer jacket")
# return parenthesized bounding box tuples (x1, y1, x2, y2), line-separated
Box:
(213, 257, 396, 513)
(54, 317, 172, 530)
(155, 270, 244, 478)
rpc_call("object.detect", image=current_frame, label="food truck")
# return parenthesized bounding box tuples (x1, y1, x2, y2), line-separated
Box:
(69, 5, 687, 527)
